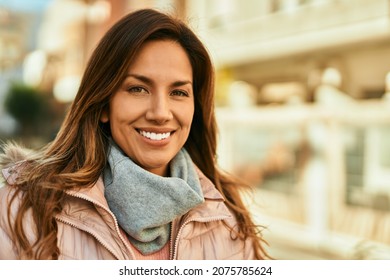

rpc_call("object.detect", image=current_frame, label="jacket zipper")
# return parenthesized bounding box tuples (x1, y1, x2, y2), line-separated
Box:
(61, 192, 136, 260)
(55, 216, 121, 259)
(171, 215, 229, 260)
(169, 221, 175, 260)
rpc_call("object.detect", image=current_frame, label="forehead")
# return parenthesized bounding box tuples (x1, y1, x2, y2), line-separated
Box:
(127, 40, 193, 78)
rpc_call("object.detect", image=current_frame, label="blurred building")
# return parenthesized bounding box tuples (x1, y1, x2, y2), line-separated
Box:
(184, 0, 390, 259)
(186, 0, 390, 105)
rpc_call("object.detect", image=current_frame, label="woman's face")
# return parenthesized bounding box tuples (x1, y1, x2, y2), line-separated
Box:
(101, 40, 194, 176)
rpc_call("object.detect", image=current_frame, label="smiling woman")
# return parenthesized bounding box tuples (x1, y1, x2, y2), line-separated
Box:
(0, 9, 269, 260)
(100, 40, 194, 177)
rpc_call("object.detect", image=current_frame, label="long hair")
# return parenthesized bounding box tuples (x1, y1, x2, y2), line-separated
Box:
(6, 9, 268, 259)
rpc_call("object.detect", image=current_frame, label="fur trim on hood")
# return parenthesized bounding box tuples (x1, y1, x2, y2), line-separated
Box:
(0, 142, 33, 170)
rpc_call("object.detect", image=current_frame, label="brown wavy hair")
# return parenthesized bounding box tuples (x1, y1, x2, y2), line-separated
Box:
(5, 8, 268, 259)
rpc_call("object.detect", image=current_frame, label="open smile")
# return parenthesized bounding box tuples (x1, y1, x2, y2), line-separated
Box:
(137, 129, 174, 141)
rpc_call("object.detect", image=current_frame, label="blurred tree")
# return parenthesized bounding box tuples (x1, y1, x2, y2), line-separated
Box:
(4, 82, 53, 144)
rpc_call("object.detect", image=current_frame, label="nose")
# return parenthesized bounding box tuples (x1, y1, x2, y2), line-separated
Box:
(145, 93, 173, 124)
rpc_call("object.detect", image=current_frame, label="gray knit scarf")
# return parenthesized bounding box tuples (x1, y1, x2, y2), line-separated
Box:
(103, 142, 204, 255)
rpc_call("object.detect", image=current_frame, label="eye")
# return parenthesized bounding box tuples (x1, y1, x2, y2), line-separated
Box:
(127, 86, 149, 95)
(170, 90, 189, 97)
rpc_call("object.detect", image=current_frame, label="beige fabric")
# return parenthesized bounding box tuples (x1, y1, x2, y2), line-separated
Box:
(0, 164, 256, 260)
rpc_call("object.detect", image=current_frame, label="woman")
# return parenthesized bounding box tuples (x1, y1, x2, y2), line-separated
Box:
(0, 9, 268, 260)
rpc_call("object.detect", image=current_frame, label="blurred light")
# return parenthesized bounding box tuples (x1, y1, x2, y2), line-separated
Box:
(321, 67, 342, 88)
(38, 0, 111, 53)
(280, 0, 301, 13)
(227, 81, 257, 109)
(38, 0, 87, 53)
(261, 82, 306, 104)
(382, 71, 390, 103)
(53, 75, 81, 103)
(23, 50, 47, 87)
(86, 0, 111, 25)
(385, 71, 390, 92)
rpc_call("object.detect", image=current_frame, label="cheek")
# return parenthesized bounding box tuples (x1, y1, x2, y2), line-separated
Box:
(109, 99, 139, 122)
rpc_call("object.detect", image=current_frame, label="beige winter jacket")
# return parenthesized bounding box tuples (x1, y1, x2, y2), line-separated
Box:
(0, 149, 256, 260)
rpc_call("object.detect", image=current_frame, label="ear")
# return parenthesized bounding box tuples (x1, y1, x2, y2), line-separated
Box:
(100, 108, 109, 123)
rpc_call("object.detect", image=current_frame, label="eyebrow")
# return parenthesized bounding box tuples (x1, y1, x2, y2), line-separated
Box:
(126, 74, 193, 87)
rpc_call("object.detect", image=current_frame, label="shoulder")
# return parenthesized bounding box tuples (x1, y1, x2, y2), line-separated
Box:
(0, 183, 17, 213)
(176, 214, 256, 259)
(0, 161, 27, 213)
(193, 165, 224, 200)
(0, 184, 21, 259)
(187, 165, 258, 259)
(0, 182, 22, 230)
(0, 182, 41, 259)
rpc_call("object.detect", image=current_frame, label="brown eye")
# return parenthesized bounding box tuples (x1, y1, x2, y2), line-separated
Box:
(170, 90, 189, 97)
(127, 86, 148, 94)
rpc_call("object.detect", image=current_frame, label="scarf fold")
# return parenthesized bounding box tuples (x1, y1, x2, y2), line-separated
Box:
(103, 142, 204, 255)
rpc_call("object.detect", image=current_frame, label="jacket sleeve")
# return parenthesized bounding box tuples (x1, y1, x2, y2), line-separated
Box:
(0, 225, 19, 259)
(0, 185, 20, 259)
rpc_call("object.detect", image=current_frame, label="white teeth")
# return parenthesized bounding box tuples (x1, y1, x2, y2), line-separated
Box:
(139, 130, 171, 140)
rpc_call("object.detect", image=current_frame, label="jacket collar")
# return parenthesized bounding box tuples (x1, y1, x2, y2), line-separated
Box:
(2, 162, 231, 220)
(194, 166, 225, 201)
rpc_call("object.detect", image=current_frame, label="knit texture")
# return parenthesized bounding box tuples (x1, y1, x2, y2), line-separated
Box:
(103, 142, 204, 255)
